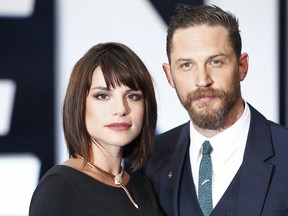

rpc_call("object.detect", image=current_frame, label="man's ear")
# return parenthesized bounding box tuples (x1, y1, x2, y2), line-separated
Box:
(239, 53, 249, 81)
(162, 63, 175, 88)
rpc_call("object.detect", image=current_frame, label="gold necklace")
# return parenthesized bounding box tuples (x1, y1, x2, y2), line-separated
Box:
(76, 154, 139, 209)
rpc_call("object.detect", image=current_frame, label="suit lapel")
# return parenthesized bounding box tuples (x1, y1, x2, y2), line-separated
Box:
(167, 123, 191, 216)
(145, 122, 192, 216)
(236, 105, 275, 215)
(165, 122, 204, 216)
(212, 104, 275, 216)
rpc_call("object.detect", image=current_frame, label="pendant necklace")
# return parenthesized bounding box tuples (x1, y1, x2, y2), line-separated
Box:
(76, 154, 139, 209)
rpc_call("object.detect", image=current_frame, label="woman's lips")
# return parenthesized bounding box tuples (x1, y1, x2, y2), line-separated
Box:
(105, 122, 131, 131)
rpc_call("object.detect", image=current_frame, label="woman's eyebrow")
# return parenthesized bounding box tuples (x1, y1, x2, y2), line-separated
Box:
(91, 86, 108, 91)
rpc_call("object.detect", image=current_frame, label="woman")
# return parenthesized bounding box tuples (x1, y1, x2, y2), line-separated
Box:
(29, 42, 164, 215)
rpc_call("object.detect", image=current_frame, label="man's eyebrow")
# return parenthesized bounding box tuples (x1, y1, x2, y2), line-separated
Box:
(175, 58, 193, 64)
(175, 53, 228, 63)
(208, 53, 227, 59)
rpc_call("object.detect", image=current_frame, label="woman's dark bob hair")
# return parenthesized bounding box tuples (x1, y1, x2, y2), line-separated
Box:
(63, 42, 157, 172)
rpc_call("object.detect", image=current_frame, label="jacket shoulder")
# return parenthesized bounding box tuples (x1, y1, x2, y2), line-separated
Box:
(153, 122, 188, 152)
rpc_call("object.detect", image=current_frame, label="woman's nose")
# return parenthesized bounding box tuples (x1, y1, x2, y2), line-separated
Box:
(113, 98, 128, 116)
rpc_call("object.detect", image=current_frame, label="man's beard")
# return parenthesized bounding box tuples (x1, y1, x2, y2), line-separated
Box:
(178, 84, 241, 130)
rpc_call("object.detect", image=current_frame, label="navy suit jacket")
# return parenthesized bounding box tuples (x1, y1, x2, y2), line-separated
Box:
(144, 104, 288, 216)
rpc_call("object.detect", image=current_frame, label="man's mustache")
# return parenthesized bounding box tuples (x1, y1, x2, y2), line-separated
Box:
(190, 88, 225, 101)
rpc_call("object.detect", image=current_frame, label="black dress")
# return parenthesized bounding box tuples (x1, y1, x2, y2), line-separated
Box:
(29, 165, 164, 216)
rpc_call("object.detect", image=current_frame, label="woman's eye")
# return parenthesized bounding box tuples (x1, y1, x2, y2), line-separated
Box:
(127, 93, 143, 101)
(95, 94, 109, 100)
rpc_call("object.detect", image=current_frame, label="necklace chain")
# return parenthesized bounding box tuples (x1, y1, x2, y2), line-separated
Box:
(76, 154, 139, 209)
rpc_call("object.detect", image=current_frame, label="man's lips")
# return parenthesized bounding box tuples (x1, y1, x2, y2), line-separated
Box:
(105, 122, 131, 131)
(195, 95, 214, 102)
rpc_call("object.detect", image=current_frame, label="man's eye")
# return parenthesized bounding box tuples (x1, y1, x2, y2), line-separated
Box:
(211, 59, 222, 66)
(180, 62, 192, 70)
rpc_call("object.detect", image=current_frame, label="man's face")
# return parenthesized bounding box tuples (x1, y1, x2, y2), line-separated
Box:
(163, 25, 248, 130)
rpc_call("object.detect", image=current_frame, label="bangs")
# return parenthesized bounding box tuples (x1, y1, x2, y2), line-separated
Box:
(98, 46, 142, 91)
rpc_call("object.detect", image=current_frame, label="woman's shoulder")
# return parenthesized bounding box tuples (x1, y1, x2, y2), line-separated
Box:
(33, 164, 93, 199)
(29, 165, 84, 216)
(33, 165, 80, 194)
(39, 165, 81, 182)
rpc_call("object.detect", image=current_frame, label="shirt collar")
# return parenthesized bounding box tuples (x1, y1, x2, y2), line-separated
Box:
(190, 102, 251, 164)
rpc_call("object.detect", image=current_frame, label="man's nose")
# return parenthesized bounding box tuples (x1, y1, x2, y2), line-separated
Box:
(194, 67, 213, 88)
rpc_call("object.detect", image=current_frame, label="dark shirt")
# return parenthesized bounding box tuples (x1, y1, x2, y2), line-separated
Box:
(29, 165, 164, 216)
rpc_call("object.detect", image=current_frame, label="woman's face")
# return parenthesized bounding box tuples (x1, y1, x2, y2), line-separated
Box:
(85, 66, 145, 152)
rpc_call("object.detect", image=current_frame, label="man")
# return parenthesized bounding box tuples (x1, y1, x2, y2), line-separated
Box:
(144, 4, 288, 216)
